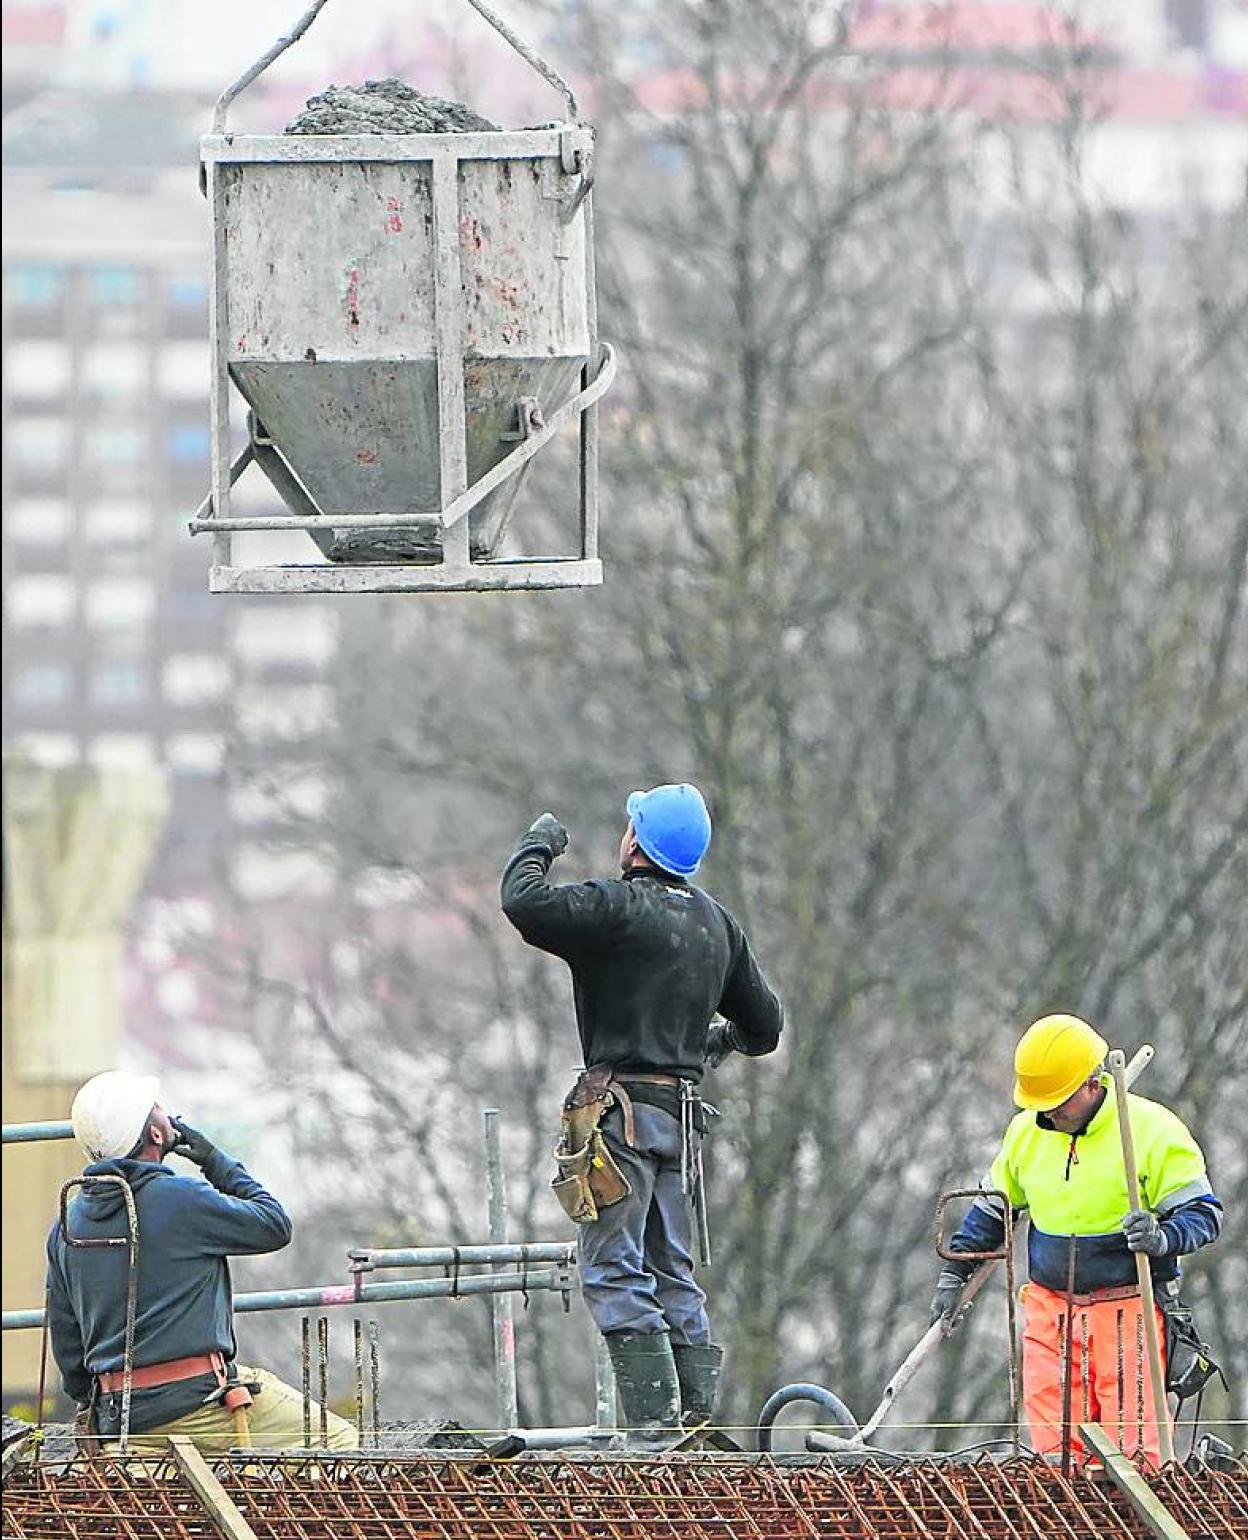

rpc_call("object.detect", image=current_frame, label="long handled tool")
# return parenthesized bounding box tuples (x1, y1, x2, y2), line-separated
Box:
(810, 1044, 1155, 1451)
(1108, 1048, 1175, 1465)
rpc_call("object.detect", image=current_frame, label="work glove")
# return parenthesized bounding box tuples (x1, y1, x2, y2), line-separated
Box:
(1122, 1208, 1169, 1257)
(928, 1271, 970, 1333)
(704, 1020, 741, 1070)
(525, 812, 569, 859)
(169, 1116, 218, 1169)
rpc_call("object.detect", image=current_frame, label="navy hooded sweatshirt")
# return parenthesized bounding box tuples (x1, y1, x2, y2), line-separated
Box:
(45, 1149, 291, 1434)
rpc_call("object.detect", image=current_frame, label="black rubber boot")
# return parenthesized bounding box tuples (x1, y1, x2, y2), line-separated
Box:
(672, 1342, 724, 1428)
(605, 1331, 683, 1452)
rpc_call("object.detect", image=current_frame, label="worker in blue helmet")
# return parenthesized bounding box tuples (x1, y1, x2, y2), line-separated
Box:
(501, 784, 782, 1449)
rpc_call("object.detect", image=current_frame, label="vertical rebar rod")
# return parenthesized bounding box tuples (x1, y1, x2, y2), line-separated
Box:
(301, 1317, 311, 1448)
(1080, 1309, 1091, 1430)
(354, 1318, 365, 1446)
(317, 1315, 329, 1447)
(1003, 1216, 1019, 1457)
(1061, 1235, 1077, 1478)
(485, 1108, 519, 1434)
(119, 1197, 140, 1454)
(35, 1282, 51, 1458)
(595, 1332, 617, 1432)
(1116, 1306, 1126, 1450)
(368, 1320, 381, 1447)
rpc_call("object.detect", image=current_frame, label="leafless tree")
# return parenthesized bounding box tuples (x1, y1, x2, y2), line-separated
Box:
(211, 0, 1246, 1449)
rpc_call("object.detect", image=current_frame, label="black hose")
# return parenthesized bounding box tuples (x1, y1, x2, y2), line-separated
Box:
(803, 1436, 1046, 1464)
(756, 1384, 859, 1453)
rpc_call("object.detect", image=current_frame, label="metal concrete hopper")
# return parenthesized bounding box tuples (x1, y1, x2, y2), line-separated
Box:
(189, 0, 614, 594)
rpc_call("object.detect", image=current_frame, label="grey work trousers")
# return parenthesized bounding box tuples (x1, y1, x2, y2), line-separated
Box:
(577, 1101, 709, 1344)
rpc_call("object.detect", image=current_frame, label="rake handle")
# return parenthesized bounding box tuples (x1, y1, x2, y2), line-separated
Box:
(1108, 1050, 1175, 1465)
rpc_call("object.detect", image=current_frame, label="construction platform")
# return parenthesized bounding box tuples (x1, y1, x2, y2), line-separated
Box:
(3, 1450, 1246, 1540)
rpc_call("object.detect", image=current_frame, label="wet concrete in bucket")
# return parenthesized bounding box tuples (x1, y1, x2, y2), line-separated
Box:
(286, 78, 499, 136)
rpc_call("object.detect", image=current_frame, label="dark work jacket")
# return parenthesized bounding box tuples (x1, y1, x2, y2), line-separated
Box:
(45, 1152, 291, 1434)
(501, 838, 782, 1081)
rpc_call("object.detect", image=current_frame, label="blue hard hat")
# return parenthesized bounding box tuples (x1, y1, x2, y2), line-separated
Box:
(625, 784, 712, 878)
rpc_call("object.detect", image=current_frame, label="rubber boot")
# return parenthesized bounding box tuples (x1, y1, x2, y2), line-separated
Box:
(605, 1331, 683, 1452)
(672, 1342, 724, 1428)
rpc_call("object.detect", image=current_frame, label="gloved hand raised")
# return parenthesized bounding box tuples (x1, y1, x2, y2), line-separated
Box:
(169, 1116, 218, 1169)
(1122, 1208, 1169, 1257)
(525, 812, 569, 858)
(704, 1020, 741, 1070)
(928, 1272, 970, 1333)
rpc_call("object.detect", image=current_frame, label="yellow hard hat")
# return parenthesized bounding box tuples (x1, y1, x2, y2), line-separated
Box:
(1013, 1014, 1108, 1111)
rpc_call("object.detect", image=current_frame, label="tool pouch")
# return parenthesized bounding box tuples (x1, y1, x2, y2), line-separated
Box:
(551, 1068, 632, 1224)
(1158, 1290, 1227, 1401)
(551, 1129, 629, 1222)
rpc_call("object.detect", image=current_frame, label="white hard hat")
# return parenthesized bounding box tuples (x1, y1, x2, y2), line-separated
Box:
(70, 1071, 160, 1162)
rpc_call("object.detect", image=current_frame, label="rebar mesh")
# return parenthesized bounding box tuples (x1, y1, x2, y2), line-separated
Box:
(4, 1451, 1245, 1539)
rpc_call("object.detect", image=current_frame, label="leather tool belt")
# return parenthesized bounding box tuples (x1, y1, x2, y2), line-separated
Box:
(1064, 1283, 1142, 1307)
(551, 1065, 635, 1224)
(98, 1350, 257, 1413)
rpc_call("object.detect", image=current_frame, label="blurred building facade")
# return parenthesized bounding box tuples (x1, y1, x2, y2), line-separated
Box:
(2, 144, 338, 903)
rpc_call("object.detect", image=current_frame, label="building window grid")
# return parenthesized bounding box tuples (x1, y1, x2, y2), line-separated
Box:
(3, 258, 337, 814)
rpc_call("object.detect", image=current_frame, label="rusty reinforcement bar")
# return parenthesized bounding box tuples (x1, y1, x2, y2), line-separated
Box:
(4, 1451, 1245, 1539)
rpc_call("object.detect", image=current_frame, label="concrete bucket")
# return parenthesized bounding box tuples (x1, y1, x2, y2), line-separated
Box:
(190, 0, 614, 594)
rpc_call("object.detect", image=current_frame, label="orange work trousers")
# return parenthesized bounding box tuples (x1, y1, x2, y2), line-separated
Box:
(1022, 1282, 1171, 1468)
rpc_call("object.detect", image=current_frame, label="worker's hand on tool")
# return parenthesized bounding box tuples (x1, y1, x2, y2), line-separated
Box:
(169, 1116, 218, 1169)
(928, 1273, 969, 1333)
(1121, 1208, 1169, 1256)
(704, 1019, 740, 1070)
(525, 812, 569, 858)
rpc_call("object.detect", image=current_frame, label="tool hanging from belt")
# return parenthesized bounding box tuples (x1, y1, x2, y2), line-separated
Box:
(609, 1071, 716, 1264)
(202, 1358, 258, 1448)
(680, 1078, 717, 1268)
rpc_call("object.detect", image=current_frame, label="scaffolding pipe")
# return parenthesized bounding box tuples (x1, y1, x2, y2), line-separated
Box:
(348, 1243, 574, 1272)
(3, 1121, 74, 1144)
(485, 1108, 520, 1435)
(596, 1333, 617, 1432)
(4, 1267, 571, 1331)
(505, 1426, 617, 1450)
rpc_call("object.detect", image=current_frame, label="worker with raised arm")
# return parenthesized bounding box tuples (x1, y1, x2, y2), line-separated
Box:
(46, 1070, 358, 1452)
(501, 784, 782, 1448)
(931, 1015, 1223, 1467)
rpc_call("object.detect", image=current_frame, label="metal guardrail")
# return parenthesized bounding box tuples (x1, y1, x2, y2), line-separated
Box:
(348, 1243, 575, 1273)
(2, 1121, 74, 1144)
(3, 1268, 572, 1333)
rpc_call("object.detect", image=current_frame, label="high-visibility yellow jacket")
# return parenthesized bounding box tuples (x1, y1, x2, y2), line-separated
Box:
(947, 1079, 1222, 1293)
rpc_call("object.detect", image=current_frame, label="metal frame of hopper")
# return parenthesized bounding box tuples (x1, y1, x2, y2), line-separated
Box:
(187, 0, 614, 595)
(192, 131, 613, 594)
